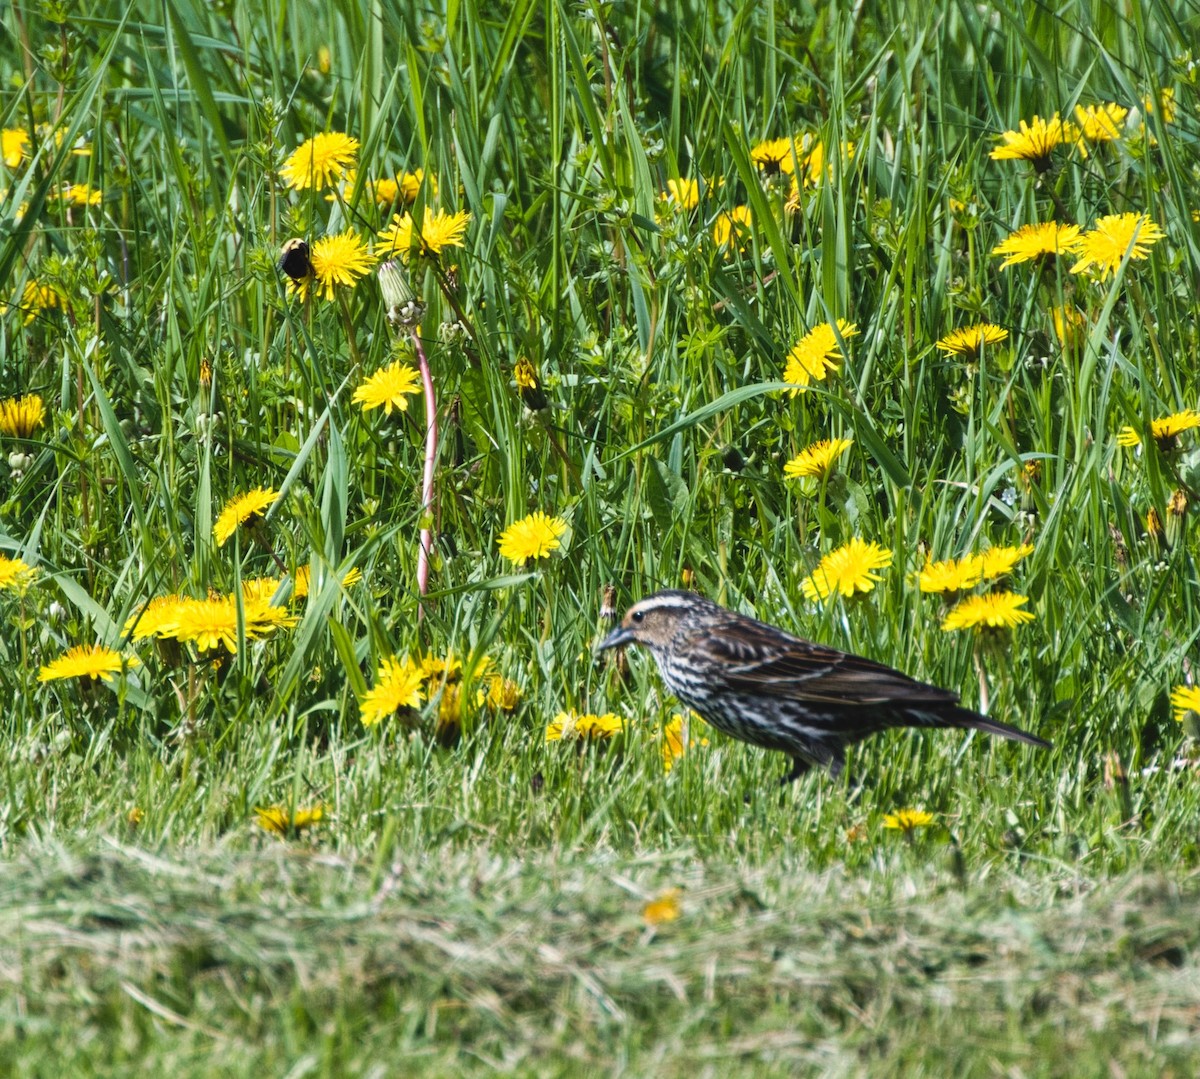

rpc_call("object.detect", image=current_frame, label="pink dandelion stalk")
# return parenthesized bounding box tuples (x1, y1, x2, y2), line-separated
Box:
(378, 261, 437, 603)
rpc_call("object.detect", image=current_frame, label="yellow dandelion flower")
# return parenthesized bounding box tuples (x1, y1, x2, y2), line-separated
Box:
(163, 592, 296, 653)
(281, 131, 359, 191)
(287, 230, 377, 302)
(936, 323, 1008, 357)
(783, 320, 859, 394)
(661, 714, 708, 773)
(799, 139, 854, 188)
(941, 591, 1034, 632)
(1117, 410, 1200, 451)
(38, 644, 138, 683)
(1143, 88, 1176, 124)
(351, 362, 422, 415)
(976, 544, 1034, 579)
(497, 511, 567, 565)
(359, 655, 425, 727)
(124, 593, 189, 640)
(0, 393, 46, 437)
(991, 222, 1084, 269)
(882, 808, 934, 832)
(17, 280, 67, 325)
(255, 803, 325, 836)
(377, 206, 470, 260)
(1170, 685, 1200, 724)
(1073, 103, 1128, 155)
(397, 168, 434, 203)
(712, 204, 752, 248)
(662, 177, 699, 209)
(750, 135, 803, 174)
(419, 652, 465, 683)
(989, 114, 1078, 170)
(1069, 213, 1165, 280)
(783, 437, 852, 480)
(545, 710, 625, 741)
(2, 128, 29, 168)
(213, 487, 279, 547)
(1050, 303, 1086, 349)
(917, 557, 981, 594)
(485, 675, 522, 712)
(643, 888, 682, 926)
(801, 538, 893, 601)
(0, 554, 39, 594)
(290, 564, 361, 601)
(52, 183, 102, 206)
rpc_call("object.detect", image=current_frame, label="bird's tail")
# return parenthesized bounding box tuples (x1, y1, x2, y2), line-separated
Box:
(948, 707, 1050, 749)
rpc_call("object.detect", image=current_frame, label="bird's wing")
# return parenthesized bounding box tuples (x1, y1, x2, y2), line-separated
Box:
(686, 614, 960, 707)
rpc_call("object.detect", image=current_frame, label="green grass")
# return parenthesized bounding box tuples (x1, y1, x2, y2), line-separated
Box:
(3, 0, 1200, 1073)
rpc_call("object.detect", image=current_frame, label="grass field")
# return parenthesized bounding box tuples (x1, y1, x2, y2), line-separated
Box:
(3, 1, 1200, 1074)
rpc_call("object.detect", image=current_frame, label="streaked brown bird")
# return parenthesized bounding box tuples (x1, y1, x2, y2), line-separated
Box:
(598, 590, 1049, 782)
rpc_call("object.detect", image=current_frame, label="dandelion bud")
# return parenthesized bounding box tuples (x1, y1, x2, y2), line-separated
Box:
(1146, 505, 1168, 558)
(515, 357, 547, 410)
(1018, 460, 1041, 516)
(1166, 489, 1188, 551)
(378, 260, 424, 329)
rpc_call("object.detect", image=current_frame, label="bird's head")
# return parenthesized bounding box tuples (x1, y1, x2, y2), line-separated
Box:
(597, 590, 707, 654)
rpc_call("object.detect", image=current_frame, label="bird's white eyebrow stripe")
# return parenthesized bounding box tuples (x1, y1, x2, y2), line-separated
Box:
(632, 594, 694, 612)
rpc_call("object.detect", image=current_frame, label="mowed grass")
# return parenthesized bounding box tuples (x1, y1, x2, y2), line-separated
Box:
(3, 844, 1199, 1077)
(3, 0, 1200, 1073)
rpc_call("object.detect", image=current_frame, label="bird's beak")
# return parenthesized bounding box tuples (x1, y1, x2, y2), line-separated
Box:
(597, 624, 634, 651)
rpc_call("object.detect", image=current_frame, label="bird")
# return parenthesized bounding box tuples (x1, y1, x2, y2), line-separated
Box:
(598, 589, 1049, 782)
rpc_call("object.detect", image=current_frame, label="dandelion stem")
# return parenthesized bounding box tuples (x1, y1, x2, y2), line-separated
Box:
(412, 330, 437, 602)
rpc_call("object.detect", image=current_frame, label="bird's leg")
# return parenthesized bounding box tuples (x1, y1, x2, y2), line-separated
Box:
(780, 757, 811, 785)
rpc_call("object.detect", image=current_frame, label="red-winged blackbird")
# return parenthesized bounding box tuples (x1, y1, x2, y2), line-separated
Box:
(598, 590, 1049, 782)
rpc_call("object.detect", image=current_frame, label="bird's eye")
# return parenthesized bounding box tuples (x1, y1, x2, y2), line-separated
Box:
(631, 611, 644, 623)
